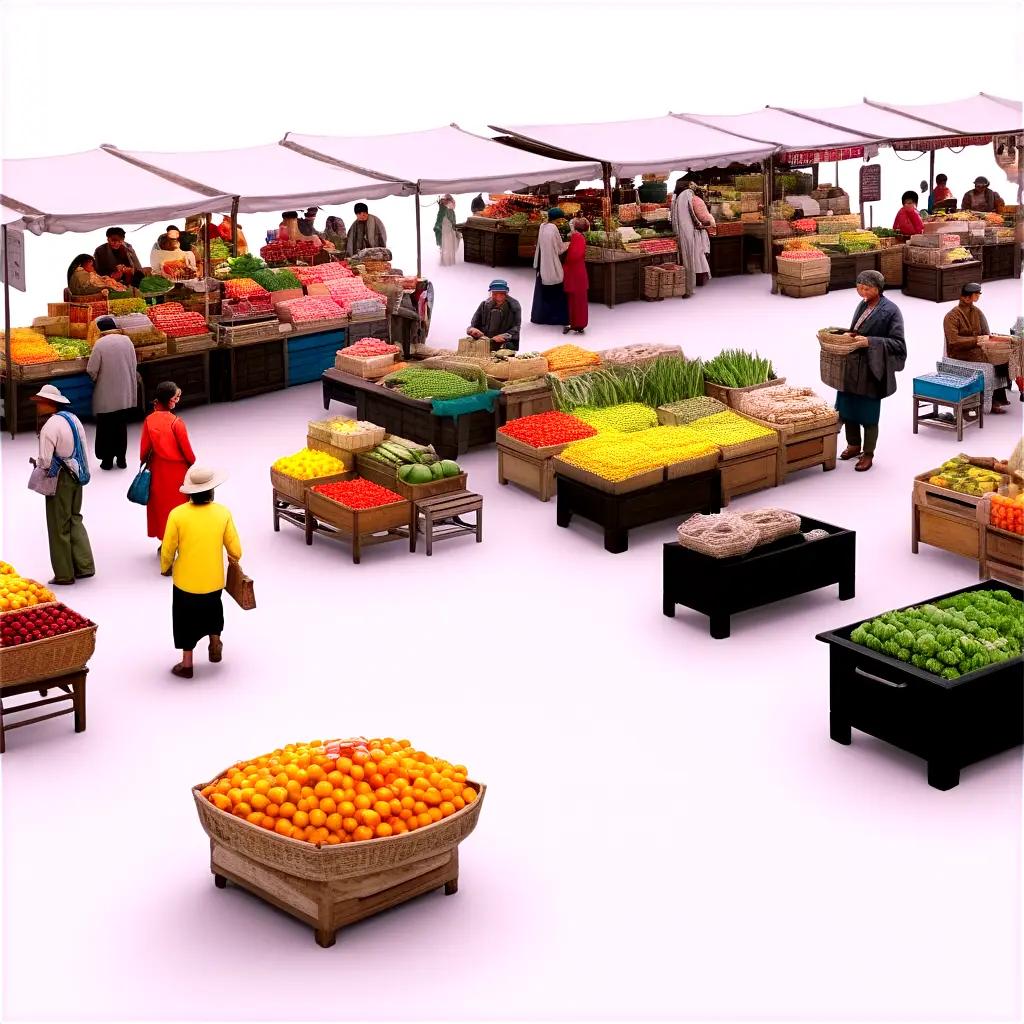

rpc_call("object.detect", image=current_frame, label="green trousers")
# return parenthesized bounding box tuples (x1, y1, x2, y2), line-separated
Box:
(844, 420, 879, 456)
(45, 469, 95, 582)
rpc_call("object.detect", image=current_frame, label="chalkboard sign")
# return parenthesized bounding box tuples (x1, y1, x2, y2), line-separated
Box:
(859, 164, 882, 204)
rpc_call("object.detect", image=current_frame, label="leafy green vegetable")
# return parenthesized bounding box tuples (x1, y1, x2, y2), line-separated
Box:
(226, 253, 267, 278)
(549, 358, 705, 412)
(252, 268, 301, 291)
(139, 275, 172, 293)
(702, 349, 775, 389)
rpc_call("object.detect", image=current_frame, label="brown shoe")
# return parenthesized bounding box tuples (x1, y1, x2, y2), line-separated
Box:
(855, 454, 874, 472)
(209, 637, 223, 663)
(990, 404, 1008, 415)
(171, 663, 194, 679)
(840, 446, 862, 461)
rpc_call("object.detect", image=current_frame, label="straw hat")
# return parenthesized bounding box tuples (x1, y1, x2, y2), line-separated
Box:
(180, 464, 228, 494)
(29, 384, 70, 405)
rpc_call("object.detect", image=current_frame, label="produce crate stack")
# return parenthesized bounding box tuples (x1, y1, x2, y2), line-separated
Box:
(776, 251, 830, 298)
(980, 494, 1024, 586)
(497, 411, 598, 502)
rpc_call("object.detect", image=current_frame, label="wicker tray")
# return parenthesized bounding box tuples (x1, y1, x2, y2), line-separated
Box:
(307, 418, 385, 451)
(0, 623, 97, 687)
(335, 352, 396, 378)
(486, 356, 548, 381)
(269, 467, 352, 505)
(704, 378, 786, 409)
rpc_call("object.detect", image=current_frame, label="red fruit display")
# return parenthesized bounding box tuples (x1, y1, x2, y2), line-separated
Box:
(498, 411, 598, 448)
(0, 603, 93, 647)
(344, 338, 400, 357)
(312, 479, 405, 510)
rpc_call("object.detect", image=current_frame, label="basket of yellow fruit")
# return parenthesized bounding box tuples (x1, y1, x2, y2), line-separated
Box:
(193, 736, 486, 948)
(270, 448, 354, 505)
(306, 417, 386, 456)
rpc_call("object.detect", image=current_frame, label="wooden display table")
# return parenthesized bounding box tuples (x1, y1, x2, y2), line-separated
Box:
(555, 468, 722, 554)
(903, 261, 982, 303)
(459, 222, 532, 267)
(911, 470, 985, 566)
(817, 581, 1023, 790)
(709, 235, 744, 277)
(0, 668, 87, 753)
(210, 336, 287, 401)
(981, 241, 1021, 282)
(305, 489, 412, 564)
(827, 251, 880, 290)
(410, 490, 484, 555)
(585, 251, 677, 308)
(664, 516, 855, 638)
(912, 390, 983, 442)
(321, 369, 498, 461)
(138, 350, 211, 410)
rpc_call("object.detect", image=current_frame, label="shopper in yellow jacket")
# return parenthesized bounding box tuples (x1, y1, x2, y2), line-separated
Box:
(160, 465, 242, 678)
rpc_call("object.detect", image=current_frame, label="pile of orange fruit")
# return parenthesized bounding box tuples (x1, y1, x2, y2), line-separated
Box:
(990, 493, 1024, 535)
(201, 737, 477, 845)
(0, 569, 55, 611)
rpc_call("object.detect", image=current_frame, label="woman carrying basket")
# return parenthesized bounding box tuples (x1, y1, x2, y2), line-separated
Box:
(835, 270, 907, 473)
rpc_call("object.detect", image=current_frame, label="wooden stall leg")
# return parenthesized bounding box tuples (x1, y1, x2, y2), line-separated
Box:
(927, 760, 960, 791)
(214, 873, 227, 889)
(956, 403, 964, 442)
(912, 398, 919, 434)
(273, 497, 280, 532)
(425, 512, 434, 557)
(829, 714, 852, 745)
(315, 926, 337, 949)
(352, 531, 362, 565)
(322, 381, 331, 411)
(663, 592, 676, 618)
(556, 489, 572, 528)
(73, 674, 87, 733)
(475, 506, 482, 543)
(0, 699, 5, 754)
(838, 573, 856, 601)
(709, 613, 731, 640)
(444, 878, 459, 895)
(410, 510, 419, 553)
(305, 514, 315, 546)
(911, 499, 920, 554)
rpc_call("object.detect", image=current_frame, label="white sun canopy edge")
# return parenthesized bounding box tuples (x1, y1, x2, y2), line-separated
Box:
(674, 109, 881, 155)
(1, 148, 234, 236)
(867, 93, 1022, 135)
(490, 115, 775, 178)
(104, 143, 412, 214)
(284, 125, 603, 195)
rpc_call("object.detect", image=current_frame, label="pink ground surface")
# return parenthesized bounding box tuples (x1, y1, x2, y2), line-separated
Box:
(2, 263, 1022, 1023)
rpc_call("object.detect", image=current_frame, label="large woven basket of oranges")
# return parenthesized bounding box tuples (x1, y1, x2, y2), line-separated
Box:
(193, 737, 485, 884)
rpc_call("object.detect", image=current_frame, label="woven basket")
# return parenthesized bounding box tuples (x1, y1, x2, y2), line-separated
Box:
(737, 508, 802, 545)
(457, 336, 493, 358)
(487, 356, 548, 381)
(0, 624, 97, 686)
(879, 245, 904, 287)
(335, 352, 396, 378)
(676, 512, 760, 559)
(192, 777, 485, 883)
(816, 328, 859, 354)
(819, 351, 848, 390)
(307, 419, 385, 452)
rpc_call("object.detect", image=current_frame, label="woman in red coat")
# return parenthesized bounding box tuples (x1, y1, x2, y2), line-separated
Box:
(140, 381, 196, 550)
(562, 217, 590, 335)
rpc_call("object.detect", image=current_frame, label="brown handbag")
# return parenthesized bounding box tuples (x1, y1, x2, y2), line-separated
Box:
(225, 558, 256, 610)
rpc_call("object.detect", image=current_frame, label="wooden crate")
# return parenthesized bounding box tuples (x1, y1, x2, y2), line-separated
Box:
(742, 414, 838, 482)
(779, 281, 828, 298)
(911, 472, 986, 562)
(776, 258, 830, 281)
(828, 251, 880, 290)
(552, 459, 664, 495)
(496, 441, 557, 502)
(269, 467, 352, 506)
(304, 489, 412, 564)
(498, 383, 554, 425)
(355, 453, 467, 502)
(977, 498, 1024, 585)
(664, 450, 723, 481)
(193, 778, 485, 947)
(168, 333, 216, 355)
(719, 446, 780, 505)
(703, 377, 786, 409)
(903, 262, 982, 303)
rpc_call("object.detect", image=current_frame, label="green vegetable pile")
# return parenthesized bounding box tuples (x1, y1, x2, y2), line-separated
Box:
(225, 253, 267, 278)
(850, 589, 1023, 680)
(108, 298, 147, 315)
(871, 227, 899, 238)
(251, 268, 301, 292)
(139, 275, 172, 294)
(659, 396, 728, 423)
(50, 336, 92, 359)
(209, 238, 231, 260)
(550, 358, 705, 412)
(384, 367, 484, 400)
(703, 349, 775, 388)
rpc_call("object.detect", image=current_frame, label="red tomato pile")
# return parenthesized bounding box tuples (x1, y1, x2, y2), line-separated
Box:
(313, 479, 405, 510)
(325, 279, 385, 309)
(498, 411, 598, 448)
(345, 338, 399, 357)
(147, 302, 208, 338)
(628, 238, 678, 255)
(1, 603, 93, 647)
(259, 240, 321, 263)
(276, 296, 345, 324)
(223, 278, 270, 300)
(778, 250, 828, 262)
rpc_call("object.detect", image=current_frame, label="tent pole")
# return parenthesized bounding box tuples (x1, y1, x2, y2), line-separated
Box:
(230, 196, 239, 257)
(601, 162, 613, 241)
(204, 212, 213, 323)
(415, 186, 422, 278)
(762, 155, 773, 275)
(3, 226, 13, 437)
(929, 150, 935, 213)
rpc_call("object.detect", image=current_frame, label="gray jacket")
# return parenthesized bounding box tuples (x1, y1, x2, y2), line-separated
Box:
(87, 332, 138, 414)
(843, 296, 907, 399)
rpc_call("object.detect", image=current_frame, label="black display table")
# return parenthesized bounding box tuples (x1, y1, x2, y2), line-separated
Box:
(585, 251, 676, 308)
(138, 350, 211, 409)
(981, 242, 1021, 282)
(210, 338, 287, 402)
(903, 261, 982, 303)
(555, 469, 722, 554)
(709, 235, 744, 276)
(816, 580, 1023, 790)
(663, 515, 855, 638)
(459, 223, 532, 267)
(321, 369, 498, 460)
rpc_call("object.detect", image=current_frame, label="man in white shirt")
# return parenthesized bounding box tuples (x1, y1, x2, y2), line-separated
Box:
(31, 385, 96, 585)
(87, 316, 138, 469)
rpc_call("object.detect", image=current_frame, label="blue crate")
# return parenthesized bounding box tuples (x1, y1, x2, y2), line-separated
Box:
(50, 372, 94, 420)
(913, 371, 983, 403)
(287, 329, 345, 387)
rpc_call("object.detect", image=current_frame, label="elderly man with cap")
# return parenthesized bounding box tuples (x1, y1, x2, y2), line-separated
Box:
(961, 176, 1005, 214)
(93, 227, 144, 288)
(87, 316, 139, 469)
(834, 269, 907, 473)
(943, 282, 1010, 413)
(467, 279, 522, 351)
(29, 385, 96, 585)
(346, 203, 388, 256)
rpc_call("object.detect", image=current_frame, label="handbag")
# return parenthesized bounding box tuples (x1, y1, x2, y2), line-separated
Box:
(127, 463, 151, 505)
(225, 558, 256, 610)
(28, 462, 59, 497)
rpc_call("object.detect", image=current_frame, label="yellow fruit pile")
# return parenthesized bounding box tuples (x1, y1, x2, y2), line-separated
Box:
(10, 328, 58, 366)
(321, 418, 362, 435)
(681, 410, 776, 448)
(201, 737, 478, 845)
(542, 344, 601, 372)
(272, 448, 347, 480)
(0, 573, 55, 611)
(559, 426, 717, 482)
(573, 403, 659, 433)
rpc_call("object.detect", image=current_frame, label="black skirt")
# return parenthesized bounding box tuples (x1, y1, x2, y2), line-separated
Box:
(530, 278, 568, 326)
(172, 586, 224, 651)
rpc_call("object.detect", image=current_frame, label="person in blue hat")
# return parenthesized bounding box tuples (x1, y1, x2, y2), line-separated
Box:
(466, 279, 522, 350)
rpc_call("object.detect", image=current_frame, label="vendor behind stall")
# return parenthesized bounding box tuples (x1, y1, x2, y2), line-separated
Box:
(467, 279, 521, 351)
(94, 227, 144, 288)
(893, 191, 924, 236)
(943, 282, 1010, 412)
(151, 225, 181, 264)
(67, 255, 121, 297)
(932, 174, 954, 210)
(346, 203, 388, 255)
(150, 233, 198, 278)
(961, 176, 1005, 214)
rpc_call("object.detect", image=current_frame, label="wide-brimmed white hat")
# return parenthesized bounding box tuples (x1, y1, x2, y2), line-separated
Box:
(30, 384, 70, 405)
(180, 464, 228, 494)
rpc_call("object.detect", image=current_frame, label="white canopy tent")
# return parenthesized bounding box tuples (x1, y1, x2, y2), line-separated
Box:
(102, 143, 412, 215)
(0, 148, 233, 236)
(866, 93, 1022, 135)
(488, 115, 775, 178)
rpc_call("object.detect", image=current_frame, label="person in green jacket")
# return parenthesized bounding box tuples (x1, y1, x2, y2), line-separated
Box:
(434, 194, 460, 266)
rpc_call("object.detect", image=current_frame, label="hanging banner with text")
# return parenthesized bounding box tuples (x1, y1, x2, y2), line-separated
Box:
(0, 228, 26, 293)
(859, 164, 882, 204)
(892, 136, 993, 152)
(781, 146, 865, 166)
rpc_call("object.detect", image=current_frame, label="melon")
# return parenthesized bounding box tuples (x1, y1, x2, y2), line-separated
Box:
(430, 462, 444, 480)
(405, 464, 433, 485)
(439, 460, 461, 478)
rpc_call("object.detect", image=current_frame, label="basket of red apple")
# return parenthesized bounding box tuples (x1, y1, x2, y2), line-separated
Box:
(0, 603, 97, 686)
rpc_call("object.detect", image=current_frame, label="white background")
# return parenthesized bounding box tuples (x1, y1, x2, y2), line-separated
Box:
(2, 3, 1023, 1024)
